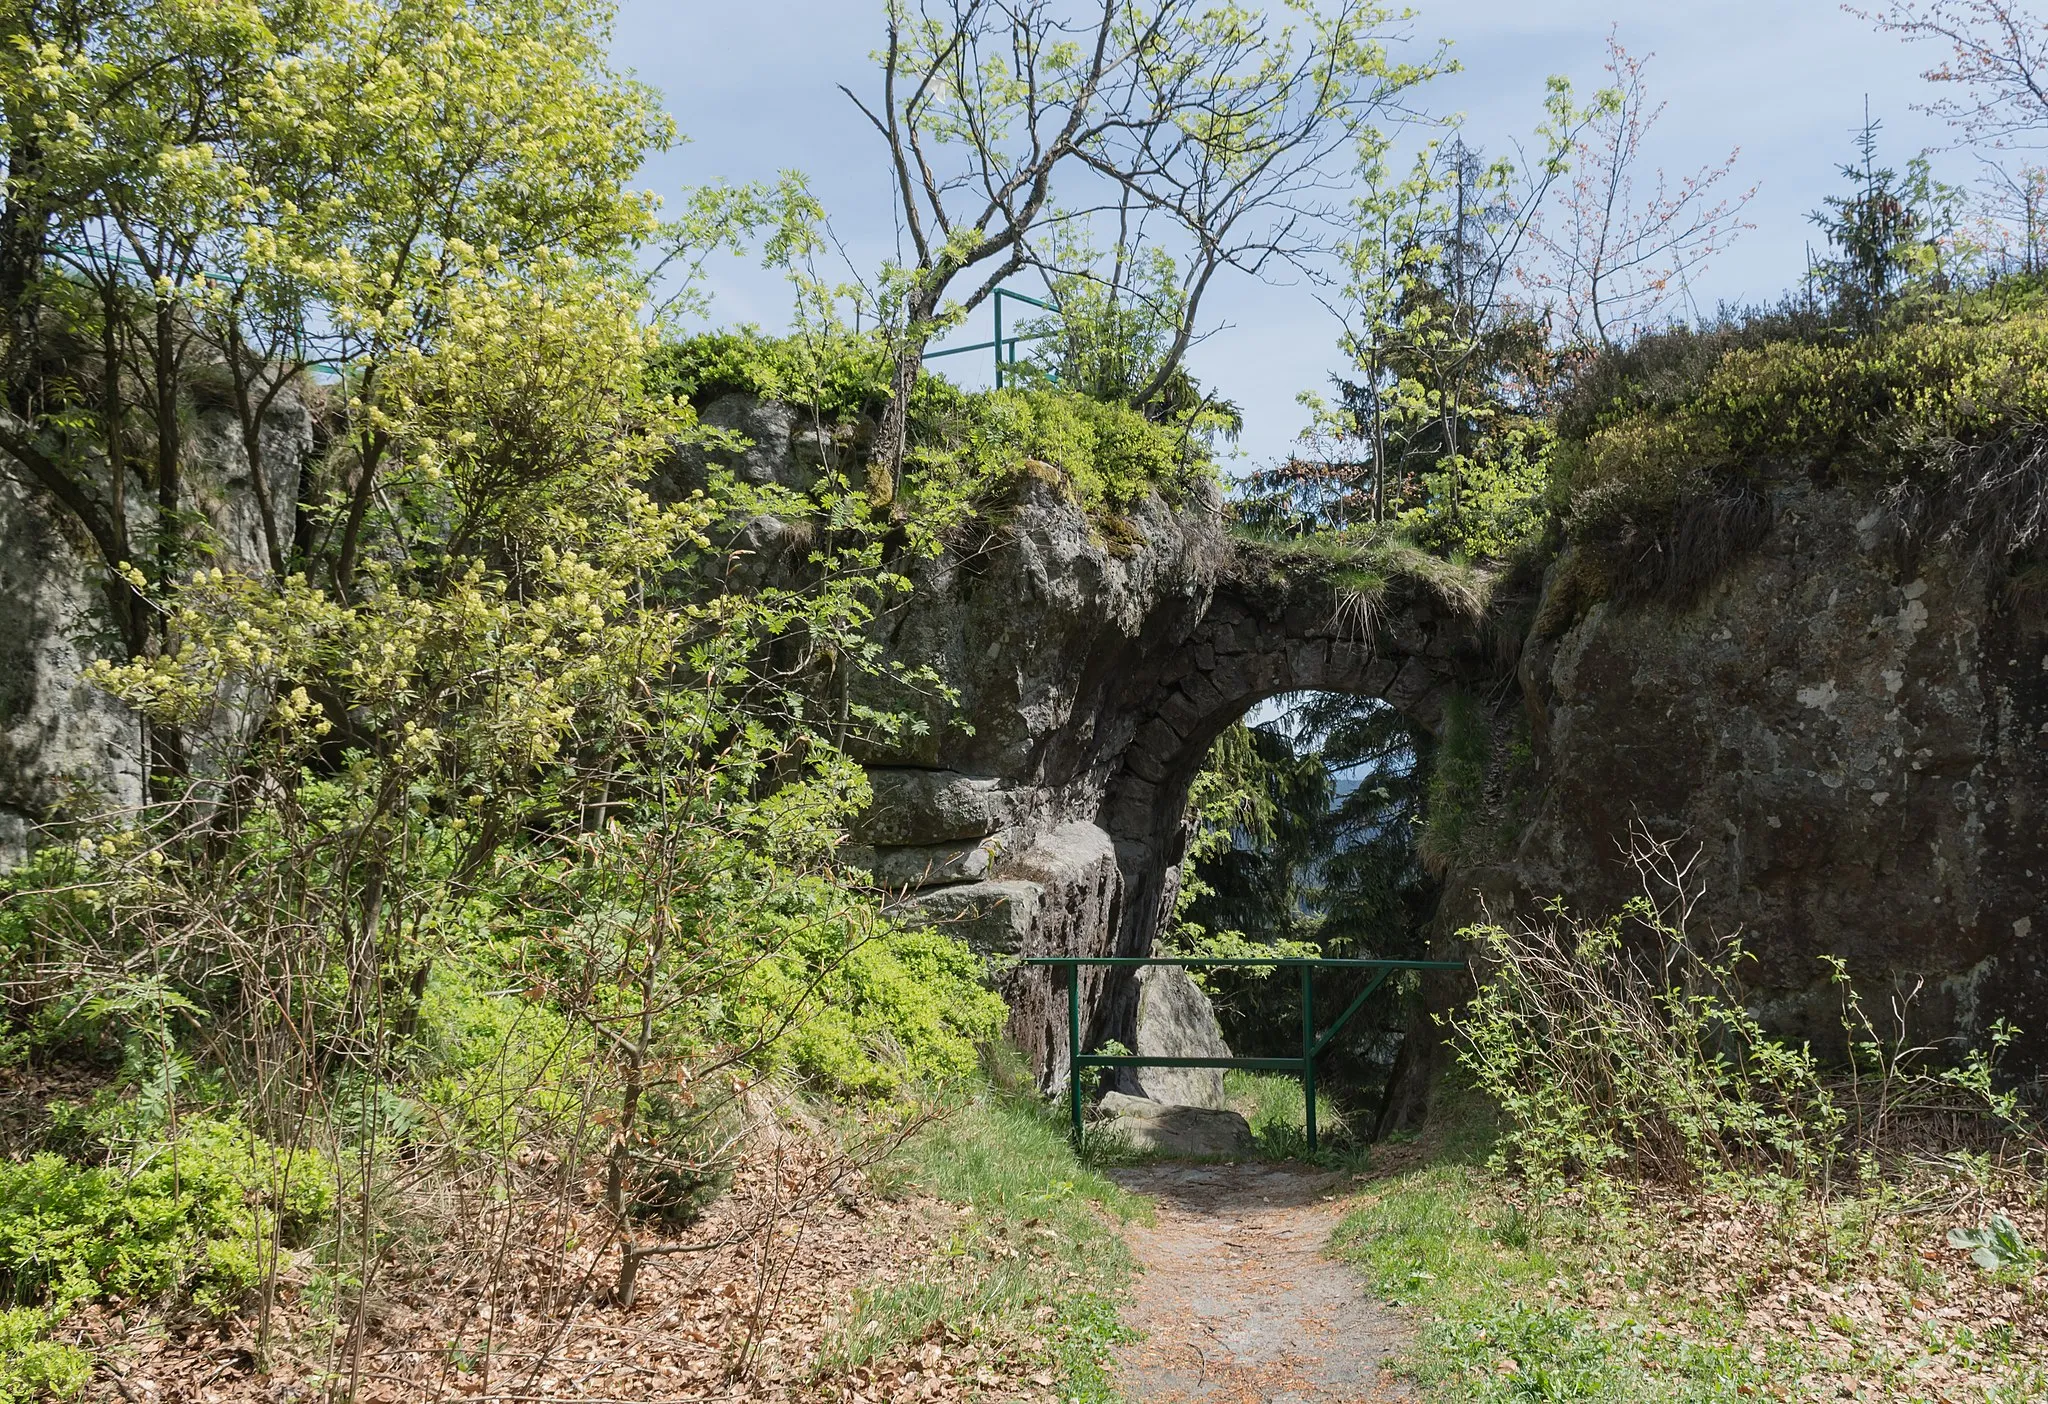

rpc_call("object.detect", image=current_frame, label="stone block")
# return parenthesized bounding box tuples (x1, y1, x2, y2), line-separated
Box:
(899, 880, 1043, 954)
(1131, 965, 1231, 1109)
(1094, 1092, 1254, 1158)
(854, 831, 1010, 890)
(855, 769, 1022, 845)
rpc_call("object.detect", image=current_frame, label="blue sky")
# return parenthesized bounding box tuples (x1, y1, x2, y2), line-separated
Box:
(613, 0, 1964, 468)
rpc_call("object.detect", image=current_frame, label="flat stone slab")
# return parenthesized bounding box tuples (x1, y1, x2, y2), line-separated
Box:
(1096, 1091, 1254, 1158)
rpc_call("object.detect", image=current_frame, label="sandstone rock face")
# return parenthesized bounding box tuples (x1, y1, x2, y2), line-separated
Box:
(834, 453, 1489, 1088)
(22, 386, 2033, 1101)
(0, 394, 310, 867)
(1509, 476, 2048, 1068)
(1094, 1090, 1254, 1158)
(0, 474, 145, 867)
(1131, 965, 1232, 1109)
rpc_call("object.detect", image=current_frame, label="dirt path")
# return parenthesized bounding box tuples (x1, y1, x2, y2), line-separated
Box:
(1109, 1163, 1413, 1404)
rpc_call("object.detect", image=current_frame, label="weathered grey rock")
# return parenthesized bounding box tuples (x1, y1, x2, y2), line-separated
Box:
(848, 831, 1010, 888)
(898, 880, 1042, 954)
(1131, 965, 1231, 1110)
(1094, 1091, 1254, 1158)
(0, 475, 144, 866)
(1, 390, 310, 866)
(697, 394, 814, 491)
(854, 770, 1025, 846)
(1503, 476, 2048, 1066)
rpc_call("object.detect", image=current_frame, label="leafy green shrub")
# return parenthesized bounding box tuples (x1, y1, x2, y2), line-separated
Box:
(0, 1118, 333, 1314)
(0, 1309, 89, 1404)
(408, 956, 590, 1154)
(1550, 296, 2048, 619)
(730, 918, 1007, 1097)
(653, 328, 1217, 522)
(1456, 884, 1847, 1188)
(1452, 829, 2023, 1190)
(648, 327, 895, 421)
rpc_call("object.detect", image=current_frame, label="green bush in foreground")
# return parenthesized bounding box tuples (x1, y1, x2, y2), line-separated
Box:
(0, 1119, 334, 1315)
(0, 1309, 90, 1404)
(731, 918, 1009, 1097)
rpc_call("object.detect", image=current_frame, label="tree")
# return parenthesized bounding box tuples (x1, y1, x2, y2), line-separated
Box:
(1528, 31, 1754, 350)
(1808, 108, 1962, 328)
(1854, 0, 2048, 146)
(1253, 86, 1593, 554)
(1976, 157, 2048, 275)
(0, 0, 667, 786)
(841, 0, 1448, 503)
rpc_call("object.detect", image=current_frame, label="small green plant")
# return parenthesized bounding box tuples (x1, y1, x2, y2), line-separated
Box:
(0, 1118, 333, 1315)
(1949, 1214, 2038, 1274)
(0, 1308, 90, 1404)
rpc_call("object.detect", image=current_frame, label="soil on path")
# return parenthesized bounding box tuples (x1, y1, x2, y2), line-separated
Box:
(1109, 1162, 1413, 1404)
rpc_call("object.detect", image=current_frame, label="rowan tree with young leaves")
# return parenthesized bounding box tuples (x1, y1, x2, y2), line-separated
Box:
(0, 0, 668, 790)
(842, 0, 1449, 503)
(1854, 0, 2048, 144)
(1527, 31, 1754, 351)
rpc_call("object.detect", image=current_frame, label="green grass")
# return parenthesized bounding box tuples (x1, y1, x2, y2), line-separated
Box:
(1333, 1161, 1781, 1402)
(1226, 521, 1493, 619)
(827, 1085, 1147, 1402)
(1224, 1069, 1357, 1164)
(1328, 1093, 2048, 1402)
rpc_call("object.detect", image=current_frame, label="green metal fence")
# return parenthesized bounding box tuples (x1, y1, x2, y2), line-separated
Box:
(1022, 955, 1467, 1153)
(922, 287, 1057, 387)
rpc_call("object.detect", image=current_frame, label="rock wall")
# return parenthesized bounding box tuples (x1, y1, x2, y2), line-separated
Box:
(16, 386, 2038, 1098)
(0, 394, 310, 866)
(1506, 475, 2048, 1069)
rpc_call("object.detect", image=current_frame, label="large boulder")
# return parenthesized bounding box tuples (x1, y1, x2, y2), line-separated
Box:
(1129, 965, 1232, 1110)
(1, 388, 311, 868)
(1508, 475, 2048, 1066)
(1094, 1091, 1254, 1158)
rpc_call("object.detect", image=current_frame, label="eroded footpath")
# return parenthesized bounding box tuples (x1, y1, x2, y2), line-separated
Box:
(1110, 1163, 1413, 1403)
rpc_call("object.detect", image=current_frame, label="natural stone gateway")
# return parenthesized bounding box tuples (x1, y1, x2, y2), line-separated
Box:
(8, 391, 2045, 1102)
(658, 392, 2047, 1096)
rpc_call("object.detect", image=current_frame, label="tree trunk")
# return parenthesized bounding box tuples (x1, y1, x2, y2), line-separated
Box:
(0, 133, 46, 397)
(869, 344, 920, 510)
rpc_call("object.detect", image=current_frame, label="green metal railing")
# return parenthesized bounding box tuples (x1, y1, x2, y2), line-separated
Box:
(923, 287, 1057, 388)
(1023, 955, 1467, 1153)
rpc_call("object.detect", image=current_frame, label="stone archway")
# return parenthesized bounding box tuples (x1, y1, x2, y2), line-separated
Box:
(845, 478, 1489, 1084)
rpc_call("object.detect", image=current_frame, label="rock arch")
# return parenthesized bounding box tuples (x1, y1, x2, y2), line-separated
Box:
(847, 477, 1490, 1083)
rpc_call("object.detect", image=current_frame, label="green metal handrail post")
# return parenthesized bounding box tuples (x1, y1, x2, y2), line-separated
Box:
(993, 291, 1004, 389)
(1300, 963, 1317, 1154)
(1067, 962, 1083, 1149)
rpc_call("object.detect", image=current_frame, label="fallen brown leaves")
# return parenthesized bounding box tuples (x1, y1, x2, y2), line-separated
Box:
(1518, 1164, 2048, 1401)
(57, 1135, 1065, 1404)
